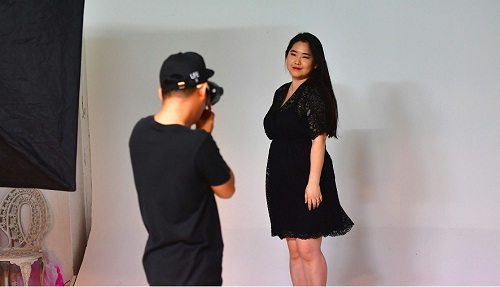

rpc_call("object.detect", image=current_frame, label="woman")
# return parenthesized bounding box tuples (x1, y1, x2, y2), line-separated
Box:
(264, 32, 354, 285)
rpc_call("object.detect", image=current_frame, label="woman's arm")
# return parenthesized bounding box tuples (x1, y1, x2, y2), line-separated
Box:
(305, 133, 326, 210)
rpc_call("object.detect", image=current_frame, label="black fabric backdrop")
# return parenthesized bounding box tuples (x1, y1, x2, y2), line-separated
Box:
(0, 1, 85, 191)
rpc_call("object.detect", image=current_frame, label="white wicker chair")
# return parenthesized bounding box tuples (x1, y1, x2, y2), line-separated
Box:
(0, 188, 50, 286)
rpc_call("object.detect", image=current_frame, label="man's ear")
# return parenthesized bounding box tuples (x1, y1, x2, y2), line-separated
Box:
(158, 87, 163, 101)
(196, 82, 208, 101)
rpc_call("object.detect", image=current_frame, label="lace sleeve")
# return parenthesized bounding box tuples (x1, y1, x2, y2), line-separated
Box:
(298, 86, 328, 139)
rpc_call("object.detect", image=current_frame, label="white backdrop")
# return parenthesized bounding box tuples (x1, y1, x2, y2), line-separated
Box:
(77, 0, 500, 285)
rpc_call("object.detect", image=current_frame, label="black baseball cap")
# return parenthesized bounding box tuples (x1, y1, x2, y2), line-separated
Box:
(159, 52, 214, 92)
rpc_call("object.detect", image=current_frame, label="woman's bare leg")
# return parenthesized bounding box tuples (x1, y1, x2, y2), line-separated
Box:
(296, 237, 327, 285)
(286, 238, 307, 285)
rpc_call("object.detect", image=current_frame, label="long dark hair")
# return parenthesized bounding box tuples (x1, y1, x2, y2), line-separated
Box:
(285, 32, 338, 138)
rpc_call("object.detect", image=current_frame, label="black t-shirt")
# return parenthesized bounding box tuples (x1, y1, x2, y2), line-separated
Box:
(129, 116, 230, 286)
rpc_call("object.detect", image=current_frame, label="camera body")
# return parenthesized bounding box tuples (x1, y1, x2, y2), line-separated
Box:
(206, 81, 223, 105)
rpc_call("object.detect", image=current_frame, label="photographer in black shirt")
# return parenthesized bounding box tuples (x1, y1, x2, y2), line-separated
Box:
(129, 52, 235, 285)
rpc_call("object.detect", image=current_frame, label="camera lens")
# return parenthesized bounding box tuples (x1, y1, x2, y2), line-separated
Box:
(207, 81, 223, 105)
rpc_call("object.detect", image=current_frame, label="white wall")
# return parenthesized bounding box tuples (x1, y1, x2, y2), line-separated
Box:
(77, 0, 500, 285)
(70, 44, 93, 277)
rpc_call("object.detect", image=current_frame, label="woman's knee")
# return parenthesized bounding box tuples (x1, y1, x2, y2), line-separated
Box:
(296, 239, 322, 262)
(286, 239, 301, 260)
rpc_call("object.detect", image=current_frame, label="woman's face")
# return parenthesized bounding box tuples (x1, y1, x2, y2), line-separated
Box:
(286, 41, 315, 81)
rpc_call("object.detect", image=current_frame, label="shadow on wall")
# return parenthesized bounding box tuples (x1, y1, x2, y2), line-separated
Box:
(328, 81, 446, 284)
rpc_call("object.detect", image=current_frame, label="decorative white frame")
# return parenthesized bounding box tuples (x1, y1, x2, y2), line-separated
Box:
(0, 188, 50, 286)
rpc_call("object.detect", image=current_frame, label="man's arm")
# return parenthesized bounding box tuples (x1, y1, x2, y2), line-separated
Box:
(211, 168, 235, 199)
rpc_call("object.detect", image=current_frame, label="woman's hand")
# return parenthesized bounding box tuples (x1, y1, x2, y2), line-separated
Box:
(196, 107, 215, 133)
(305, 183, 323, 211)
(305, 134, 326, 211)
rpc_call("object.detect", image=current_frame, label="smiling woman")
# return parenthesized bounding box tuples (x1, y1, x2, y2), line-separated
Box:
(263, 32, 354, 286)
(286, 41, 315, 82)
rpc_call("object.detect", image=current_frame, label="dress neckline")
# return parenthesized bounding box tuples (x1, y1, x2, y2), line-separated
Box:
(279, 81, 306, 110)
(278, 83, 290, 108)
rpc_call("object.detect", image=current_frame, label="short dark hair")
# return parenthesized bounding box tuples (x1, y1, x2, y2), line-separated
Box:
(286, 32, 339, 138)
(161, 86, 197, 99)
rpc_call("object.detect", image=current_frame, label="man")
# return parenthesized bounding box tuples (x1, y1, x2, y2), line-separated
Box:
(129, 52, 235, 285)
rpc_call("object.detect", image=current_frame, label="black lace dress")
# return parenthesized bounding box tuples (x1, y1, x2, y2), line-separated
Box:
(264, 81, 354, 239)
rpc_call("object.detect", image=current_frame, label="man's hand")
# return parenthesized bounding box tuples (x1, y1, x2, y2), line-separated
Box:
(196, 107, 215, 133)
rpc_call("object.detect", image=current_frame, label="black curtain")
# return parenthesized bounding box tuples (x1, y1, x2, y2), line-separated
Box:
(0, 1, 85, 191)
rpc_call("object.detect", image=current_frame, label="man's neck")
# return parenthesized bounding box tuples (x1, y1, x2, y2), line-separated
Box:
(154, 102, 192, 126)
